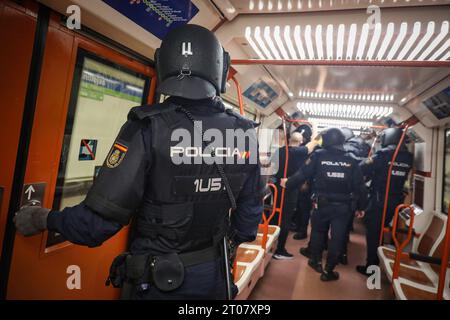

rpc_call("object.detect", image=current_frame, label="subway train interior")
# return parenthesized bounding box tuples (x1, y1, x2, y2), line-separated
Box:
(0, 0, 449, 302)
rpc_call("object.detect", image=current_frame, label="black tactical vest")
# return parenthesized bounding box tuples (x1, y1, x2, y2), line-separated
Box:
(129, 98, 259, 255)
(371, 146, 413, 196)
(312, 148, 356, 202)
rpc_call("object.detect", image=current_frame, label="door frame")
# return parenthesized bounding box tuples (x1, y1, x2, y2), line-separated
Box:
(1, 4, 157, 299)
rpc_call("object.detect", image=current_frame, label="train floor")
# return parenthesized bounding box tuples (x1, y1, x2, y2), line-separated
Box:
(249, 220, 395, 300)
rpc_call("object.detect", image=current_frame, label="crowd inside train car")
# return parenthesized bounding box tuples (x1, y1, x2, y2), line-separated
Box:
(266, 124, 413, 282)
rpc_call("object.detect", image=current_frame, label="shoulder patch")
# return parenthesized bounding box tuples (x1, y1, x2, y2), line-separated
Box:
(106, 143, 128, 168)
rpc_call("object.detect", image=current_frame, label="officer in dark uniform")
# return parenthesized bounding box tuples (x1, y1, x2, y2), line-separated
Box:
(356, 127, 413, 276)
(292, 124, 314, 240)
(13, 25, 263, 300)
(340, 127, 371, 265)
(272, 132, 317, 259)
(281, 128, 367, 281)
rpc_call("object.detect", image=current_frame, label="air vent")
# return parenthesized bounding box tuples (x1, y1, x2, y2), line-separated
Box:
(423, 86, 450, 120)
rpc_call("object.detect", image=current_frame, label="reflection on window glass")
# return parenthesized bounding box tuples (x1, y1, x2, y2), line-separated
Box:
(443, 129, 450, 214)
(49, 54, 147, 247)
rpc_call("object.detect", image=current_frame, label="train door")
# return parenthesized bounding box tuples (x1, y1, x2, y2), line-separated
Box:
(0, 0, 38, 268)
(2, 7, 156, 299)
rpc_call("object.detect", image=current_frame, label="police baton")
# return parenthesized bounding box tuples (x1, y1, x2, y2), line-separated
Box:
(222, 237, 233, 300)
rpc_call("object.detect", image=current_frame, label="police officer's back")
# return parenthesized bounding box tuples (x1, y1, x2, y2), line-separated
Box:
(282, 128, 367, 281)
(14, 25, 263, 300)
(357, 127, 413, 274)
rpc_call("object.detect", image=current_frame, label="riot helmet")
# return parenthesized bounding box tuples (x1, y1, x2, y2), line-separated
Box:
(380, 127, 404, 147)
(296, 124, 313, 144)
(155, 24, 230, 100)
(340, 127, 355, 142)
(321, 128, 346, 149)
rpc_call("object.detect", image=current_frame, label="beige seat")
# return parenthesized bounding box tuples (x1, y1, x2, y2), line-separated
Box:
(378, 213, 445, 282)
(387, 214, 450, 300)
(233, 246, 265, 299)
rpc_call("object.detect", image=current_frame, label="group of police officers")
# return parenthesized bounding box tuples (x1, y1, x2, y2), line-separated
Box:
(13, 24, 413, 299)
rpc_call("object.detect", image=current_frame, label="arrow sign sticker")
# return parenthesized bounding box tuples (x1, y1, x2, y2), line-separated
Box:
(21, 183, 46, 207)
(25, 185, 35, 200)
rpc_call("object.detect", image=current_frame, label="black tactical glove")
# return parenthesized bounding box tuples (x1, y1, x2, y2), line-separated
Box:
(14, 206, 50, 236)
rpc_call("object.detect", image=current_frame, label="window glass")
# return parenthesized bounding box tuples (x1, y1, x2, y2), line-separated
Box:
(49, 53, 149, 247)
(443, 129, 450, 214)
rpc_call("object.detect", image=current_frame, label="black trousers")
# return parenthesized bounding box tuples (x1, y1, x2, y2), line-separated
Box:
(343, 213, 355, 255)
(295, 191, 312, 234)
(364, 194, 404, 266)
(277, 190, 298, 252)
(310, 203, 353, 271)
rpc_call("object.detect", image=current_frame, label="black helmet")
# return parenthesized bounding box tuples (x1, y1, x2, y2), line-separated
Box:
(340, 127, 355, 142)
(381, 127, 404, 147)
(296, 124, 313, 143)
(321, 128, 346, 149)
(155, 24, 230, 100)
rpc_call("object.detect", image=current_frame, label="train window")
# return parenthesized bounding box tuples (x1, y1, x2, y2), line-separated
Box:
(48, 51, 150, 247)
(443, 129, 450, 214)
(413, 177, 424, 209)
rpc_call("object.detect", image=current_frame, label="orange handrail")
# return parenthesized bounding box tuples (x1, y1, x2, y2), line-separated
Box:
(260, 183, 279, 250)
(230, 76, 245, 116)
(437, 204, 450, 300)
(277, 119, 289, 226)
(379, 125, 410, 246)
(391, 204, 415, 280)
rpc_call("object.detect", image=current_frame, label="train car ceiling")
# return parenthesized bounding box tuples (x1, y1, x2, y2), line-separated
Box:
(37, 0, 449, 130)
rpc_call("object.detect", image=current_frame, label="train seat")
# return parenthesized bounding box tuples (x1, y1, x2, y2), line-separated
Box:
(378, 213, 446, 282)
(233, 246, 265, 299)
(384, 213, 450, 300)
(392, 269, 449, 300)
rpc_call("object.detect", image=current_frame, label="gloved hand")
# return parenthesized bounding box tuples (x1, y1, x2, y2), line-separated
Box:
(13, 206, 50, 236)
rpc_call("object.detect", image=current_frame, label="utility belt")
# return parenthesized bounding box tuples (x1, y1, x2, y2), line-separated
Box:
(106, 245, 219, 292)
(313, 194, 352, 210)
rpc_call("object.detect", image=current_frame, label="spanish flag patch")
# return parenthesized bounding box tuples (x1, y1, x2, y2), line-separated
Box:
(106, 143, 128, 169)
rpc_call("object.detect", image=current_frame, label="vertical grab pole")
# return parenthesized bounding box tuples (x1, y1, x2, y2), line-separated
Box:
(231, 76, 245, 116)
(278, 119, 289, 226)
(437, 204, 450, 300)
(379, 125, 410, 246)
(391, 204, 415, 280)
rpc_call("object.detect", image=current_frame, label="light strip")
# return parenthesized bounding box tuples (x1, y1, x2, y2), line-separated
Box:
(407, 21, 435, 61)
(254, 26, 273, 59)
(356, 23, 370, 60)
(397, 22, 421, 60)
(284, 26, 298, 59)
(299, 90, 395, 103)
(264, 26, 281, 59)
(294, 25, 306, 59)
(366, 23, 382, 60)
(245, 26, 265, 59)
(274, 26, 290, 59)
(304, 25, 315, 59)
(307, 117, 374, 130)
(316, 25, 324, 60)
(326, 24, 334, 60)
(337, 24, 345, 60)
(346, 24, 357, 60)
(377, 22, 395, 60)
(297, 102, 393, 120)
(246, 23, 449, 62)
(430, 38, 450, 61)
(418, 21, 449, 60)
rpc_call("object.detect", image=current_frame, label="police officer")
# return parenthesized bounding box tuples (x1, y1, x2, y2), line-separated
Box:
(292, 124, 314, 240)
(272, 132, 316, 259)
(356, 127, 413, 276)
(13, 25, 263, 300)
(340, 127, 371, 264)
(281, 128, 367, 281)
